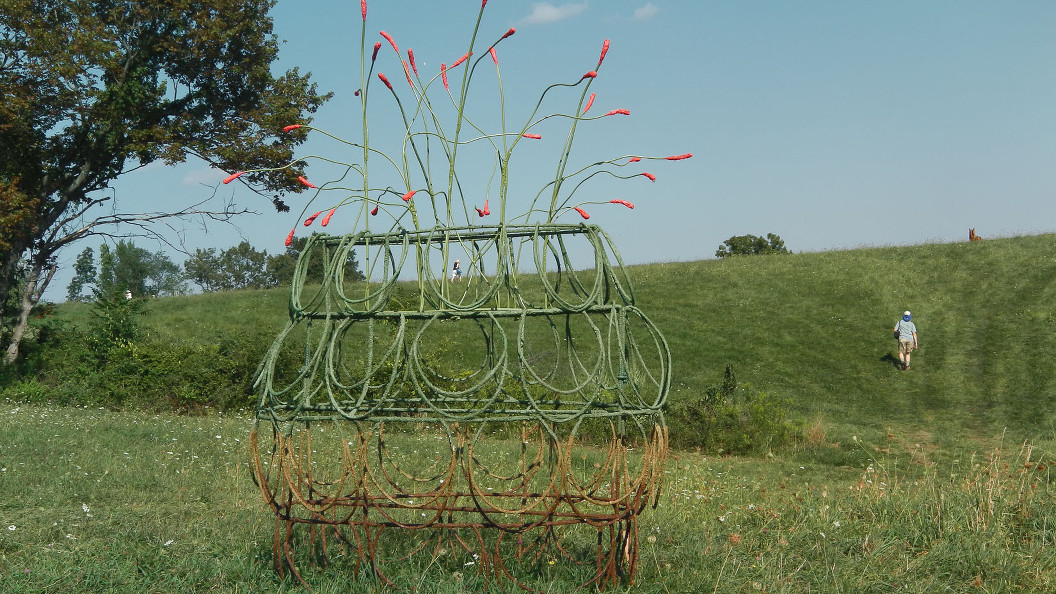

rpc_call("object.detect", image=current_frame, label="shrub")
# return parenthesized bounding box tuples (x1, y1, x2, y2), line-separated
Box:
(87, 287, 147, 356)
(666, 365, 798, 455)
(6, 320, 272, 413)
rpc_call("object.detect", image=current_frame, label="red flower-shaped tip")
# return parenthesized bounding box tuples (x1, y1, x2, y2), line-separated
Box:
(380, 30, 399, 54)
(451, 52, 471, 68)
(283, 124, 302, 132)
(222, 171, 245, 184)
(574, 207, 590, 219)
(610, 199, 634, 209)
(303, 211, 322, 226)
(298, 176, 317, 189)
(321, 208, 336, 226)
(408, 49, 418, 75)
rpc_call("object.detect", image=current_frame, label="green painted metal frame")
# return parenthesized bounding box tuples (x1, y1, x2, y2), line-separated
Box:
(250, 223, 671, 589)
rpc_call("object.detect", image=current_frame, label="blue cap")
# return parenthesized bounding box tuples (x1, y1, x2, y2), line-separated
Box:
(903, 311, 911, 321)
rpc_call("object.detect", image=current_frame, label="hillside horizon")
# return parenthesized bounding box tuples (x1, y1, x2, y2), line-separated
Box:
(36, 232, 1056, 452)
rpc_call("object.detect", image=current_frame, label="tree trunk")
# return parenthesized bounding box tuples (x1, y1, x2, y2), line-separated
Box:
(3, 258, 56, 365)
(0, 247, 25, 339)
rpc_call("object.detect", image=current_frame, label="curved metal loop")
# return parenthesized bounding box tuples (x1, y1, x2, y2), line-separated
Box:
(252, 224, 671, 590)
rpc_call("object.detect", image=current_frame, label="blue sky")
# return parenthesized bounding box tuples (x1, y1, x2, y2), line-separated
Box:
(45, 1, 1056, 299)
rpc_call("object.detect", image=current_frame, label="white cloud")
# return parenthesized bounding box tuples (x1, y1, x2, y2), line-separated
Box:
(520, 2, 588, 25)
(632, 3, 659, 21)
(181, 166, 221, 187)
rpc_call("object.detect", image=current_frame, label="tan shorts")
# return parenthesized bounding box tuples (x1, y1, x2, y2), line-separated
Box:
(898, 339, 915, 357)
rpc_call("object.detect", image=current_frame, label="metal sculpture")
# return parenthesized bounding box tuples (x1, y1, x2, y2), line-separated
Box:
(237, 3, 691, 588)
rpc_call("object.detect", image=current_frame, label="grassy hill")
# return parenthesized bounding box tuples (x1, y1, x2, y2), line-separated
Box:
(638, 233, 1056, 448)
(39, 233, 1056, 449)
(5, 234, 1056, 592)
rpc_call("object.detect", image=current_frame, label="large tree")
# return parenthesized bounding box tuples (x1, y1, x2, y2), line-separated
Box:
(0, 0, 330, 363)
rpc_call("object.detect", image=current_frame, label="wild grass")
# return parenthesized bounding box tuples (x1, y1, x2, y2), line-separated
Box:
(1, 402, 1054, 592)
(9, 233, 1056, 590)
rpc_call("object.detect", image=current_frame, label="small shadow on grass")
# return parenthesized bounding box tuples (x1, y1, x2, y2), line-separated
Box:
(880, 353, 902, 370)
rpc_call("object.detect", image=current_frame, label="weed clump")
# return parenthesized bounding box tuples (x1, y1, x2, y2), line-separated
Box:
(667, 365, 799, 455)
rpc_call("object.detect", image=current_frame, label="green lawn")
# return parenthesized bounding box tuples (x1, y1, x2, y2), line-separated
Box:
(0, 403, 1053, 592)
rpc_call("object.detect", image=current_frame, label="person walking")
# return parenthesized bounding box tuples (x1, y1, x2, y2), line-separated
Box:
(893, 311, 918, 370)
(451, 260, 462, 282)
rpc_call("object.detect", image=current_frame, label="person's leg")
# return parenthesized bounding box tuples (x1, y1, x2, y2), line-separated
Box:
(898, 341, 910, 369)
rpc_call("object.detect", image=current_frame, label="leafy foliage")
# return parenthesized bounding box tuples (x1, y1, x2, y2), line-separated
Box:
(87, 287, 147, 354)
(6, 324, 270, 411)
(0, 0, 331, 361)
(667, 365, 798, 454)
(65, 246, 96, 302)
(266, 234, 365, 286)
(0, 181, 38, 328)
(715, 233, 790, 258)
(184, 241, 277, 292)
(182, 237, 365, 292)
(96, 241, 185, 297)
(0, 0, 329, 204)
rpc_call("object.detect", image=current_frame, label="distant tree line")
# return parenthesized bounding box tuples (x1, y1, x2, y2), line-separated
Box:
(65, 235, 363, 302)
